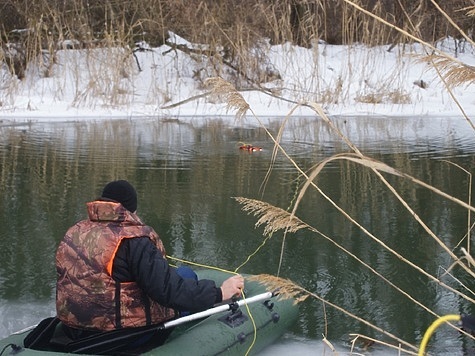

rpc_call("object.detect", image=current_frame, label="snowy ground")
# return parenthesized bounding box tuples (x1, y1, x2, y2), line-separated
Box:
(1, 34, 474, 355)
(0, 33, 474, 122)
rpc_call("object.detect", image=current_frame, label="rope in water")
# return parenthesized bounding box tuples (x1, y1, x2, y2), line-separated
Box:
(166, 176, 303, 355)
(166, 255, 258, 355)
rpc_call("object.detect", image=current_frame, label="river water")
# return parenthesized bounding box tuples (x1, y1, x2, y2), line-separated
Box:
(0, 115, 474, 355)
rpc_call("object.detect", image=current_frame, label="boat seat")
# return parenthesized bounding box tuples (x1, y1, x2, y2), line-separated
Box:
(23, 317, 172, 355)
(23, 317, 61, 351)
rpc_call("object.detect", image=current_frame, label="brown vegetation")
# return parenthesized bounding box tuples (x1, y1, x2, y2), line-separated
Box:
(1, 0, 475, 78)
(196, 75, 475, 353)
(1, 0, 474, 48)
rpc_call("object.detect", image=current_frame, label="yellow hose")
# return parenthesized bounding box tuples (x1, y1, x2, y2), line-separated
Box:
(418, 314, 461, 356)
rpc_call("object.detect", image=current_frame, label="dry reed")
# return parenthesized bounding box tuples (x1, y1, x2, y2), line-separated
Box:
(2, 0, 475, 110)
(210, 68, 475, 352)
(247, 274, 308, 304)
(418, 55, 475, 87)
(204, 77, 249, 119)
(233, 197, 308, 237)
(248, 274, 419, 354)
(2, 1, 475, 352)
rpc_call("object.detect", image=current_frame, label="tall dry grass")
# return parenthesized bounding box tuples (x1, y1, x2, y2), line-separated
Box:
(203, 50, 475, 352)
(3, 0, 472, 48)
(0, 1, 474, 113)
(1, 0, 474, 90)
(1, 1, 475, 352)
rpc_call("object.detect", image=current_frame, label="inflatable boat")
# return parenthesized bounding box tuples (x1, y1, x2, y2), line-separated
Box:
(0, 269, 299, 355)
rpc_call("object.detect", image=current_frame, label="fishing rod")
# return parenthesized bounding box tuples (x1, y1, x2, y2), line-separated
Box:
(161, 290, 276, 329)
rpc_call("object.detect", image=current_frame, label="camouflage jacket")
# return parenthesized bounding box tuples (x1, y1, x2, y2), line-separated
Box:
(56, 200, 175, 331)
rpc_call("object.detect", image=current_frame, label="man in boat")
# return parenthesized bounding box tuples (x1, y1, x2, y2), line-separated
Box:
(55, 180, 244, 349)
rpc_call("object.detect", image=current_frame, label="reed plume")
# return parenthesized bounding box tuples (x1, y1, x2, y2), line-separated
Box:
(248, 274, 419, 354)
(420, 55, 475, 87)
(233, 197, 308, 236)
(247, 274, 308, 304)
(204, 77, 249, 119)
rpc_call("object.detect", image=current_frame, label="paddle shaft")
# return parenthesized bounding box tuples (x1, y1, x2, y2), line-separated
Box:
(161, 291, 274, 329)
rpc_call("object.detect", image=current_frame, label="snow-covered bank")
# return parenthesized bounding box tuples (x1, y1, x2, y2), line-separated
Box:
(1, 33, 475, 121)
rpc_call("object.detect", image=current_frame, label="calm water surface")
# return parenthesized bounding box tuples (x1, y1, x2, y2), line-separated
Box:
(0, 115, 475, 355)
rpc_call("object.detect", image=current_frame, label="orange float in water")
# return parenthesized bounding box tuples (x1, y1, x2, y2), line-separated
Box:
(239, 144, 262, 152)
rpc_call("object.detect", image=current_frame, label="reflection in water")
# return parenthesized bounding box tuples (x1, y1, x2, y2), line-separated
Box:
(0, 116, 474, 355)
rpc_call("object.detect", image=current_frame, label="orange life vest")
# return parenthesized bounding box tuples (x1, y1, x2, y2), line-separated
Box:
(56, 200, 175, 331)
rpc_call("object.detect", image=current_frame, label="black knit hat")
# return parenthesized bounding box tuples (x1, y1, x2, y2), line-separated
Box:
(101, 180, 137, 213)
